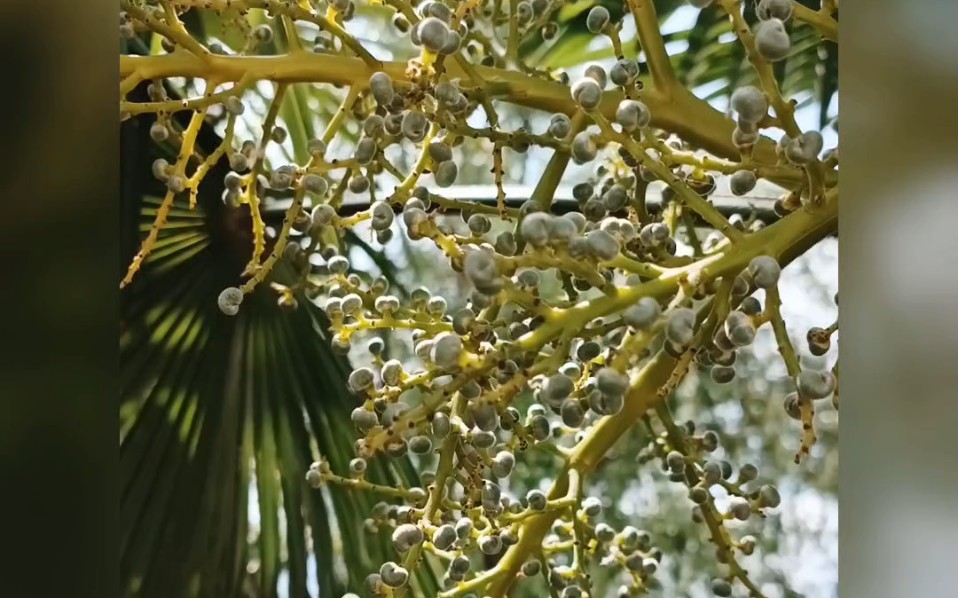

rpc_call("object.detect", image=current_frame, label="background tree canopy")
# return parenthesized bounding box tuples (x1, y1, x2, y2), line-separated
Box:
(120, 1, 838, 597)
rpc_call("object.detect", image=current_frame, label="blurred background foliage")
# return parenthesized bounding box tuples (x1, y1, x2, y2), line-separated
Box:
(120, 1, 837, 597)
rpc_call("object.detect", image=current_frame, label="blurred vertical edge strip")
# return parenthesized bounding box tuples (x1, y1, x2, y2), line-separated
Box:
(0, 2, 118, 598)
(842, 1, 958, 597)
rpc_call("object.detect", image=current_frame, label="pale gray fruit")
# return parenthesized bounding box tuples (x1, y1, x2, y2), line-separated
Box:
(711, 365, 736, 384)
(759, 483, 781, 507)
(586, 6, 610, 33)
(755, 18, 791, 62)
(307, 137, 327, 158)
(549, 216, 578, 244)
(455, 517, 473, 539)
(529, 414, 550, 440)
(526, 489, 547, 511)
(602, 184, 628, 211)
(380, 359, 403, 386)
(560, 399, 585, 427)
(571, 77, 602, 110)
(401, 110, 428, 142)
(354, 109, 387, 136)
(408, 435, 432, 454)
(431, 411, 451, 438)
(615, 99, 650, 132)
(431, 332, 463, 368)
(380, 562, 409, 588)
(517, 1, 534, 24)
(370, 201, 394, 231)
(300, 173, 327, 196)
(463, 249, 503, 294)
(450, 554, 471, 575)
(433, 524, 457, 550)
(440, 30, 462, 55)
(581, 496, 602, 517)
(348, 367, 375, 392)
(730, 170, 757, 196)
(418, 17, 449, 52)
(217, 287, 244, 316)
(572, 182, 593, 202)
(434, 160, 458, 187)
(729, 496, 752, 520)
(521, 559, 541, 576)
(610, 58, 639, 86)
(428, 141, 453, 163)
(622, 297, 662, 330)
(724, 311, 756, 347)
(596, 367, 629, 396)
(666, 308, 696, 346)
(711, 578, 732, 597)
(731, 85, 767, 123)
(492, 450, 516, 478)
(584, 64, 607, 88)
(478, 535, 502, 555)
(369, 71, 395, 106)
(541, 373, 574, 406)
(757, 0, 793, 22)
(495, 231, 518, 256)
(520, 212, 552, 247)
(348, 176, 370, 194)
(797, 370, 836, 399)
(354, 137, 377, 165)
(350, 407, 379, 431)
(571, 131, 597, 164)
(785, 130, 824, 164)
(548, 113, 572, 139)
(384, 113, 404, 136)
(149, 121, 168, 142)
(586, 229, 620, 260)
(341, 293, 362, 315)
(748, 255, 782, 288)
(392, 524, 424, 552)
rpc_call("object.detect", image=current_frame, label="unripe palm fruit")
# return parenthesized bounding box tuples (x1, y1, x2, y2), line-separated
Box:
(560, 399, 585, 427)
(370, 201, 394, 231)
(571, 77, 602, 110)
(369, 71, 395, 106)
(432, 524, 457, 550)
(731, 85, 767, 124)
(586, 229, 620, 260)
(711, 578, 732, 597)
(758, 0, 793, 22)
(401, 110, 428, 142)
(348, 367, 375, 392)
(541, 373, 574, 406)
(571, 131, 597, 164)
(434, 160, 458, 187)
(596, 367, 629, 397)
(584, 64, 607, 88)
(666, 308, 696, 346)
(755, 18, 791, 62)
(797, 369, 836, 399)
(748, 255, 782, 288)
(548, 113, 572, 139)
(217, 287, 244, 316)
(520, 212, 553, 247)
(724, 311, 756, 347)
(759, 483, 782, 507)
(440, 30, 462, 55)
(428, 141, 453, 163)
(610, 58, 640, 86)
(392, 524, 424, 552)
(350, 407, 378, 431)
(710, 365, 736, 384)
(379, 562, 409, 588)
(785, 130, 824, 164)
(517, 1, 534, 24)
(492, 450, 516, 478)
(615, 99, 651, 132)
(463, 249, 503, 294)
(521, 559, 541, 576)
(586, 6, 610, 33)
(354, 137, 377, 165)
(418, 17, 450, 52)
(730, 170, 757, 196)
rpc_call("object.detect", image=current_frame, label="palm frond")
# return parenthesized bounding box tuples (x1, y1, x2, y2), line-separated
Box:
(120, 77, 440, 598)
